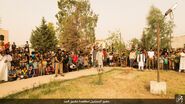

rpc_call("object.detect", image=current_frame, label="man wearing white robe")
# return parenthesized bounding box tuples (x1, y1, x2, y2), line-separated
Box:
(0, 53, 12, 82)
(137, 51, 145, 71)
(96, 49, 104, 72)
(179, 50, 185, 72)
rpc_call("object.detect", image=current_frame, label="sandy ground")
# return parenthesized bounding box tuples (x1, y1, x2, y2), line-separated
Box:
(0, 67, 115, 98)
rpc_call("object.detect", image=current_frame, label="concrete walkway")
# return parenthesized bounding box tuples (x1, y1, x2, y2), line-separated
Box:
(0, 67, 115, 98)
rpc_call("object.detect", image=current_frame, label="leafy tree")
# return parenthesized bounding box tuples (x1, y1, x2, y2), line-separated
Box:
(140, 29, 148, 49)
(56, 0, 98, 51)
(106, 30, 125, 53)
(141, 6, 175, 50)
(30, 17, 58, 53)
(130, 38, 141, 49)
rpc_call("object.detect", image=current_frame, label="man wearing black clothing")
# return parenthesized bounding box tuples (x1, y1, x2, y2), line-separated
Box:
(11, 42, 16, 54)
(63, 52, 69, 72)
(54, 49, 64, 77)
(24, 41, 30, 54)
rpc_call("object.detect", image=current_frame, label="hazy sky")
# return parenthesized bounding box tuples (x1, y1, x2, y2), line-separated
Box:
(0, 0, 184, 45)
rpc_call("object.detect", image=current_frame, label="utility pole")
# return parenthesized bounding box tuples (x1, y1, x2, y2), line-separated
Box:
(156, 2, 178, 82)
(150, 2, 178, 95)
(157, 23, 160, 82)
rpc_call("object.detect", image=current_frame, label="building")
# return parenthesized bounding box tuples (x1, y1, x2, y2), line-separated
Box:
(0, 28, 9, 43)
(172, 35, 185, 49)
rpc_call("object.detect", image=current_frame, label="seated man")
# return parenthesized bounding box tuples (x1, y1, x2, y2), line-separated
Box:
(8, 66, 17, 81)
(28, 65, 34, 78)
(69, 63, 77, 71)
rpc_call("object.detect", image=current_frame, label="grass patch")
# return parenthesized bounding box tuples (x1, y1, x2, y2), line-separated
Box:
(4, 68, 185, 99)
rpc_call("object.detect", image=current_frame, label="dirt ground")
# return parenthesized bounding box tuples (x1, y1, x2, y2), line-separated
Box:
(5, 68, 185, 99)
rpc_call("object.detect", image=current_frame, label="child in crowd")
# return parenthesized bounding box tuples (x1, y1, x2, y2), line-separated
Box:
(28, 65, 34, 78)
(159, 55, 164, 70)
(21, 66, 28, 79)
(169, 51, 175, 70)
(163, 53, 169, 70)
(84, 54, 89, 68)
(33, 59, 39, 76)
(42, 58, 47, 75)
(16, 67, 22, 80)
(88, 54, 92, 67)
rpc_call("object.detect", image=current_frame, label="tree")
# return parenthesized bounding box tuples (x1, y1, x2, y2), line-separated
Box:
(140, 29, 148, 49)
(106, 30, 125, 53)
(56, 0, 98, 51)
(141, 6, 175, 50)
(130, 38, 141, 49)
(30, 17, 58, 53)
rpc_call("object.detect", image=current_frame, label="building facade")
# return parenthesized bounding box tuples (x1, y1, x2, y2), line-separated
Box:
(0, 28, 9, 43)
(172, 35, 185, 49)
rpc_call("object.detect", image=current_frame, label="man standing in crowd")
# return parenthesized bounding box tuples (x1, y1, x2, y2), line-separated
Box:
(179, 49, 185, 72)
(120, 52, 127, 67)
(96, 48, 104, 72)
(4, 42, 10, 51)
(147, 48, 154, 70)
(24, 41, 29, 54)
(6, 50, 12, 71)
(129, 49, 136, 69)
(137, 50, 145, 71)
(72, 52, 78, 70)
(0, 51, 12, 82)
(108, 52, 113, 66)
(55, 49, 64, 77)
(159, 50, 164, 70)
(11, 42, 16, 54)
(92, 46, 97, 67)
(169, 51, 175, 70)
(102, 48, 107, 66)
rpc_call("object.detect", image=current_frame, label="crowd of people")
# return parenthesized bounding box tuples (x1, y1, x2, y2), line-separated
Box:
(0, 42, 111, 82)
(0, 41, 185, 82)
(129, 48, 185, 72)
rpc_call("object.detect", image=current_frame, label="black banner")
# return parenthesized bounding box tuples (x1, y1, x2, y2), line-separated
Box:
(0, 99, 182, 104)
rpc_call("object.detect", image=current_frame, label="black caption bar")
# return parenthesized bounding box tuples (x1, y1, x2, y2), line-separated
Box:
(0, 99, 179, 104)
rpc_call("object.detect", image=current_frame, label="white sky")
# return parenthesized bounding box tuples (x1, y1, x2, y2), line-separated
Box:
(0, 0, 185, 45)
